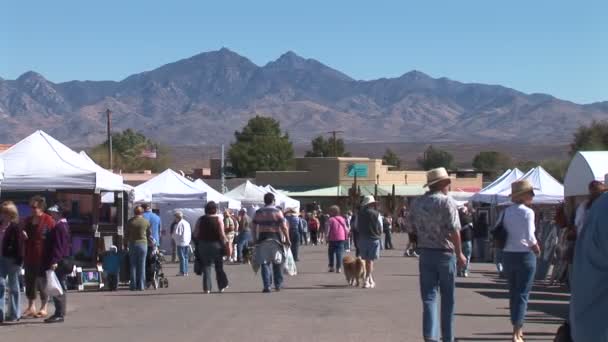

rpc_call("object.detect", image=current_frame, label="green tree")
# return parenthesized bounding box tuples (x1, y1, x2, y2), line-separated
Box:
(382, 148, 402, 169)
(472, 151, 514, 178)
(228, 116, 294, 177)
(417, 145, 454, 170)
(89, 129, 170, 172)
(515, 160, 536, 173)
(570, 120, 608, 155)
(305, 135, 351, 157)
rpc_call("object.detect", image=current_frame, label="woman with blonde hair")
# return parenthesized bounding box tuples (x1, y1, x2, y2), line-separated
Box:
(0, 201, 24, 323)
(502, 180, 541, 342)
(327, 205, 349, 273)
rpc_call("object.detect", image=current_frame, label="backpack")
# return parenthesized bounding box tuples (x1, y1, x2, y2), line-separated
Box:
(308, 218, 319, 231)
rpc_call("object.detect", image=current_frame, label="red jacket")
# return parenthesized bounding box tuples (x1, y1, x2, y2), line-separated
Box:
(24, 213, 55, 266)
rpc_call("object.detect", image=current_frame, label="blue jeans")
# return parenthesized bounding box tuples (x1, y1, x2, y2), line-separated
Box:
(129, 242, 147, 290)
(236, 231, 253, 262)
(503, 251, 537, 327)
(474, 238, 486, 261)
(0, 257, 21, 321)
(328, 241, 345, 270)
(460, 241, 472, 274)
(177, 246, 189, 275)
(261, 262, 283, 291)
(419, 249, 456, 342)
(290, 232, 300, 261)
(495, 248, 504, 273)
(197, 241, 229, 292)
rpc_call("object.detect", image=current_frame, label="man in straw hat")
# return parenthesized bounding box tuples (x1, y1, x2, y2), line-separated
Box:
(356, 195, 383, 289)
(411, 167, 467, 342)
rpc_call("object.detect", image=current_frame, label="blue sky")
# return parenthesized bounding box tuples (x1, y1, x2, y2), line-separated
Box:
(3, 0, 607, 104)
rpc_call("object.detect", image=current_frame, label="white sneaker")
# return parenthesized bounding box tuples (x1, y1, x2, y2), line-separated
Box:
(370, 278, 376, 288)
(413, 251, 419, 258)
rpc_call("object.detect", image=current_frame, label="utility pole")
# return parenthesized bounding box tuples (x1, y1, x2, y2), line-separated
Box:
(326, 130, 344, 157)
(106, 109, 113, 170)
(221, 144, 226, 194)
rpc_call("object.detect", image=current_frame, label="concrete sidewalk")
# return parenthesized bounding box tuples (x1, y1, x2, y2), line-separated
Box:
(1, 234, 567, 341)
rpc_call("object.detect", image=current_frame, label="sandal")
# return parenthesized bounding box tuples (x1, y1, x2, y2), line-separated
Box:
(22, 309, 37, 319)
(35, 311, 48, 318)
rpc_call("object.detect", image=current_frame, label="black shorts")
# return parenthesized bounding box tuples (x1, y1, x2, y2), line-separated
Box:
(408, 233, 418, 244)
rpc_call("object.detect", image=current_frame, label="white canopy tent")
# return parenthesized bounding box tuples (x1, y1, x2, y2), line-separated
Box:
(564, 151, 608, 197)
(135, 169, 207, 252)
(77, 151, 124, 191)
(262, 185, 300, 211)
(193, 179, 241, 209)
(225, 180, 266, 206)
(122, 183, 152, 204)
(495, 166, 564, 205)
(471, 169, 524, 204)
(135, 169, 206, 206)
(449, 191, 476, 207)
(0, 130, 99, 191)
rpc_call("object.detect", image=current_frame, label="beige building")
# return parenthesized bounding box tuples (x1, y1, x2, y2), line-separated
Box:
(256, 157, 482, 191)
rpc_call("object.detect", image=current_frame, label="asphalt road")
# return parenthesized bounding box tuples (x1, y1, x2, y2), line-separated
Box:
(1, 234, 567, 341)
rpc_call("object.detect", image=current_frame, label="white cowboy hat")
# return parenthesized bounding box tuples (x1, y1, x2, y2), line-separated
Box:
(424, 167, 453, 187)
(510, 180, 535, 199)
(361, 195, 377, 207)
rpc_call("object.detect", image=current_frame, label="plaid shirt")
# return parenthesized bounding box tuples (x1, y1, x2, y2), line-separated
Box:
(411, 192, 461, 251)
(252, 205, 286, 242)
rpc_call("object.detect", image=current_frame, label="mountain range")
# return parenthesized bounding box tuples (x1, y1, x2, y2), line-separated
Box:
(1, 47, 607, 146)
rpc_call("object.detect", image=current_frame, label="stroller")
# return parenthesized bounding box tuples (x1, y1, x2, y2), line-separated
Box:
(146, 246, 169, 290)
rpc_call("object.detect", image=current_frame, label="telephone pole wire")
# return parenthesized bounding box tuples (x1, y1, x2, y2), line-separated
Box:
(106, 109, 113, 170)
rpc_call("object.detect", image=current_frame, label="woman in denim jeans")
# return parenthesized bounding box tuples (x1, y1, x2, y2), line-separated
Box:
(502, 180, 541, 342)
(0, 201, 23, 323)
(327, 206, 349, 273)
(193, 201, 230, 294)
(124, 206, 151, 291)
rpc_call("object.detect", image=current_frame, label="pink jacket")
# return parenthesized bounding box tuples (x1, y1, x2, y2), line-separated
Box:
(328, 216, 349, 241)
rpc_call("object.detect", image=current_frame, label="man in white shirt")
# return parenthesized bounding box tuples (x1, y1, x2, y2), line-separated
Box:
(171, 211, 192, 276)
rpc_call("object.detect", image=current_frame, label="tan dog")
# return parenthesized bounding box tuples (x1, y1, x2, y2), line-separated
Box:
(343, 255, 366, 287)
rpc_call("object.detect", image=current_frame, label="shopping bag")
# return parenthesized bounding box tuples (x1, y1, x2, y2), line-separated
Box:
(282, 247, 297, 276)
(46, 270, 64, 297)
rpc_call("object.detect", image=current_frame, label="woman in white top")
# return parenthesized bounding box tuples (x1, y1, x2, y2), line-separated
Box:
(502, 180, 541, 342)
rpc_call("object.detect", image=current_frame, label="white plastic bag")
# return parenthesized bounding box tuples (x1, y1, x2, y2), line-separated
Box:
(46, 270, 64, 297)
(282, 247, 297, 276)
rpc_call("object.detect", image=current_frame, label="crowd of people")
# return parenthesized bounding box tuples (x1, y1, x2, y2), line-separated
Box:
(2, 168, 606, 342)
(0, 196, 71, 324)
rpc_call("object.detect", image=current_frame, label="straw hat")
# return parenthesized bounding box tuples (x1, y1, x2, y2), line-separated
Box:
(510, 180, 535, 199)
(285, 207, 297, 215)
(361, 195, 377, 207)
(47, 204, 62, 214)
(424, 167, 453, 187)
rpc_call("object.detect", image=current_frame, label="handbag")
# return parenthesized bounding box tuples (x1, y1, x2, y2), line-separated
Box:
(492, 211, 507, 249)
(57, 256, 75, 275)
(553, 321, 573, 342)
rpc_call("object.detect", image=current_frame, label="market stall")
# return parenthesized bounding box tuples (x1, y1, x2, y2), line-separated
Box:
(193, 178, 241, 210)
(0, 130, 125, 268)
(225, 180, 266, 216)
(135, 169, 207, 252)
(261, 184, 300, 211)
(471, 169, 524, 205)
(563, 151, 608, 219)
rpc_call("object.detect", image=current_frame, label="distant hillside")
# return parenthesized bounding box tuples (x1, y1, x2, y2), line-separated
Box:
(1, 48, 607, 145)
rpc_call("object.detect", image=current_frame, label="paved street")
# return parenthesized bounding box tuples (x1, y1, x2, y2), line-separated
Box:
(2, 234, 567, 342)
